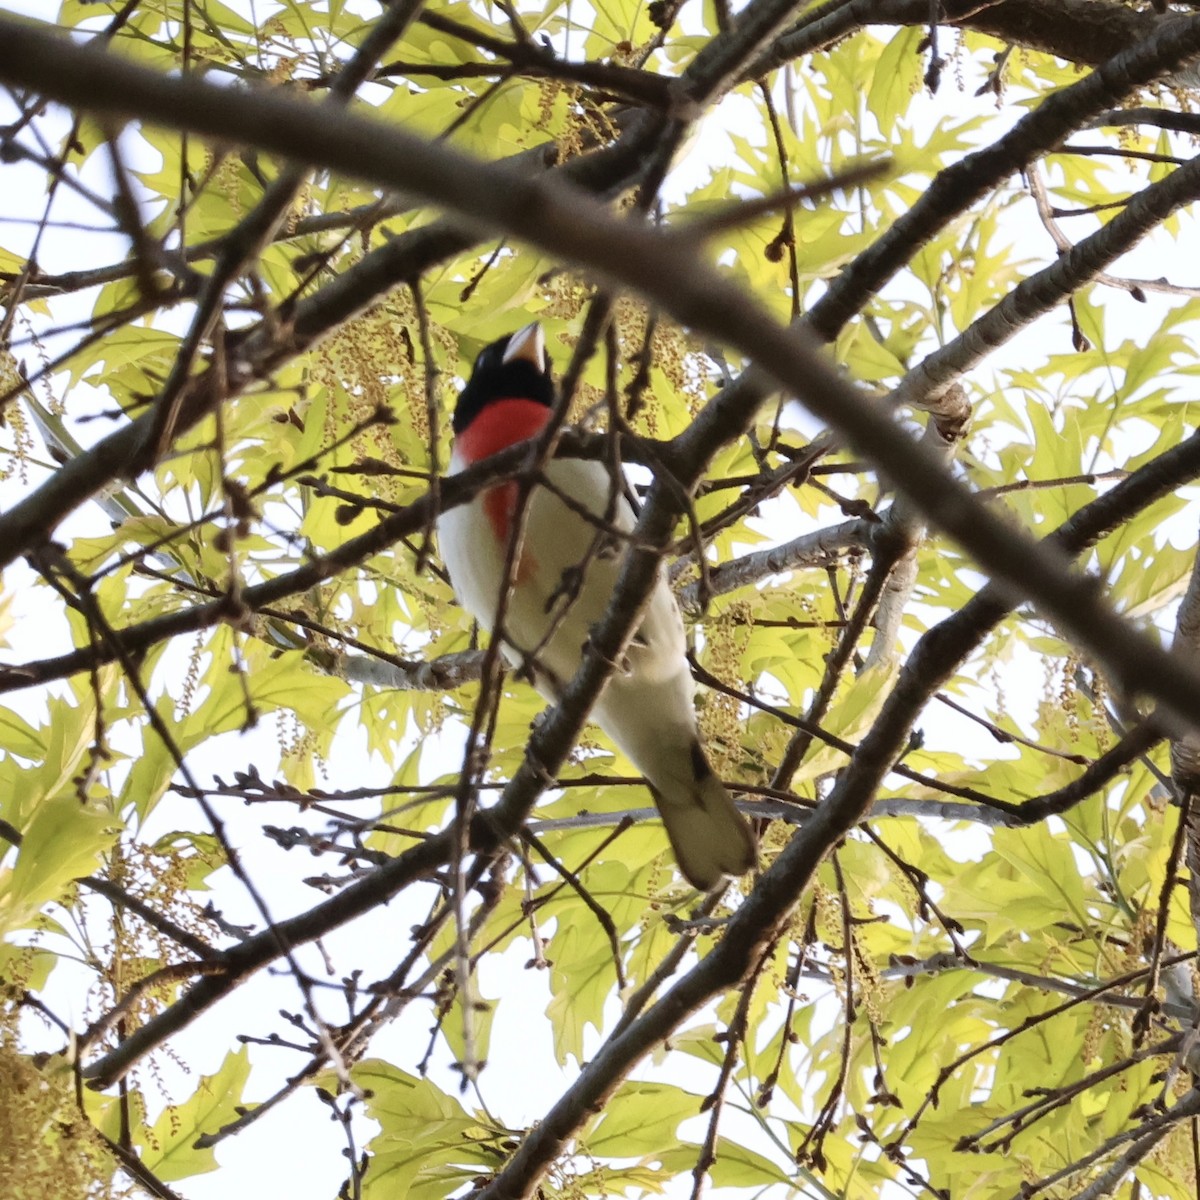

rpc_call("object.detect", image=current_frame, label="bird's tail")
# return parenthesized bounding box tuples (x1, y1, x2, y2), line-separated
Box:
(648, 743, 756, 891)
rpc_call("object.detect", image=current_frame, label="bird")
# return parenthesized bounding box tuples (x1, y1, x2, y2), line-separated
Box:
(437, 321, 756, 890)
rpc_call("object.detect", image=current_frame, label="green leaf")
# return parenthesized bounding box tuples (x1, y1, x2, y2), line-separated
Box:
(351, 1062, 510, 1198)
(867, 28, 923, 130)
(6, 793, 116, 919)
(585, 1082, 699, 1154)
(140, 1048, 252, 1181)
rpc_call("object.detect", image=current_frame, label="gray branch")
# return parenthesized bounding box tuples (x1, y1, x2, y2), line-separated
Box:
(3, 14, 1200, 735)
(678, 518, 869, 614)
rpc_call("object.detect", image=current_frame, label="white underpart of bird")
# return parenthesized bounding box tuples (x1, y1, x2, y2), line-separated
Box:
(437, 322, 756, 890)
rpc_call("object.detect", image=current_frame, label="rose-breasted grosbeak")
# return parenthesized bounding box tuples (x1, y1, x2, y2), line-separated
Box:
(437, 322, 755, 890)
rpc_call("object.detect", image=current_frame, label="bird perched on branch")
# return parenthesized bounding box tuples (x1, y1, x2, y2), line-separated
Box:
(437, 321, 756, 890)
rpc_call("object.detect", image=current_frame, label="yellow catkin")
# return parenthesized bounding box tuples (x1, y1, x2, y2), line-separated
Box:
(0, 351, 32, 485)
(699, 601, 751, 780)
(987, 662, 1008, 725)
(542, 274, 590, 324)
(14, 843, 229, 1195)
(1078, 1003, 1107, 1068)
(1089, 670, 1113, 755)
(613, 296, 646, 351)
(850, 924, 883, 1026)
(311, 282, 443, 503)
(812, 881, 840, 948)
(213, 152, 245, 219)
(287, 176, 311, 237)
(89, 843, 222, 1049)
(0, 1037, 117, 1200)
(1059, 652, 1080, 742)
(556, 87, 615, 166)
(277, 707, 316, 766)
(175, 631, 205, 719)
(265, 54, 301, 86)
(536, 79, 563, 138)
(761, 813, 793, 858)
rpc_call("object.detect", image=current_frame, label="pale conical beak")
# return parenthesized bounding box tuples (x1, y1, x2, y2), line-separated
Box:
(502, 322, 545, 372)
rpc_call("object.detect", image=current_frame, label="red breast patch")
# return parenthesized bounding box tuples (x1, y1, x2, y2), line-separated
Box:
(456, 397, 553, 554)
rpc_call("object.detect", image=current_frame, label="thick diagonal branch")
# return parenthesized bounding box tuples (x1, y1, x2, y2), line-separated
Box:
(3, 19, 1200, 735)
(78, 318, 770, 1091)
(474, 431, 1200, 1200)
(807, 11, 1200, 342)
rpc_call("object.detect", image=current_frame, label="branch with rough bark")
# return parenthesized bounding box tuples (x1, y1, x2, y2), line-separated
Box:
(473, 429, 1200, 1199)
(807, 10, 1200, 343)
(77, 298, 772, 1090)
(890, 149, 1200, 410)
(4, 18, 1200, 736)
(4, 10, 1200, 1194)
(751, 0, 1173, 82)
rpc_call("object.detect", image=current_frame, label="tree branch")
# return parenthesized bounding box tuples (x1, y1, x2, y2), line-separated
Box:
(891, 150, 1200, 410)
(807, 11, 1200, 342)
(5, 18, 1200, 739)
(750, 0, 1168, 83)
(476, 427, 1200, 1196)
